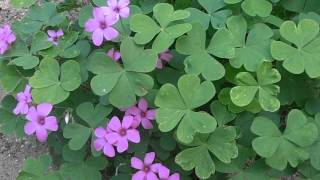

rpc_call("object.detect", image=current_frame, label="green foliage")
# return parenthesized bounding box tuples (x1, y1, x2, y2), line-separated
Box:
(3, 0, 320, 179)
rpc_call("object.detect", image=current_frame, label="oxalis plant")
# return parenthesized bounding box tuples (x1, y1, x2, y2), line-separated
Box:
(2, 0, 320, 179)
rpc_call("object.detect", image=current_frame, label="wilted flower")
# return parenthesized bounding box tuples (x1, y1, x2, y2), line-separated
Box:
(13, 85, 32, 115)
(24, 103, 58, 142)
(157, 50, 173, 69)
(85, 7, 119, 46)
(107, 48, 121, 61)
(106, 116, 140, 153)
(0, 24, 16, 54)
(47, 29, 64, 45)
(131, 152, 159, 180)
(125, 98, 156, 129)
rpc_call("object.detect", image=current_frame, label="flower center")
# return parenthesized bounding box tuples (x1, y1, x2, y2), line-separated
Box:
(141, 111, 146, 117)
(53, 36, 58, 42)
(37, 117, 45, 125)
(119, 128, 127, 136)
(100, 21, 107, 29)
(143, 165, 150, 172)
(114, 6, 121, 13)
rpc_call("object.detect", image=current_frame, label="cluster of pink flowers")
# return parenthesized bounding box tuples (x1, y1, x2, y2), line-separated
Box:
(131, 152, 180, 180)
(13, 85, 58, 142)
(94, 115, 140, 157)
(0, 24, 16, 55)
(85, 0, 130, 46)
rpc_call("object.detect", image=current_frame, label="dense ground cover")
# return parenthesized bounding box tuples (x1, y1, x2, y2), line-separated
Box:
(1, 0, 320, 179)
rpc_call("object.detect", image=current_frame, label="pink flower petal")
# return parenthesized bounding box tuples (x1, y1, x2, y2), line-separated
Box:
(131, 157, 144, 170)
(144, 152, 155, 165)
(13, 102, 28, 115)
(125, 106, 140, 116)
(36, 128, 48, 142)
(95, 127, 107, 138)
(85, 19, 99, 32)
(93, 7, 105, 20)
(113, 51, 121, 61)
(126, 129, 140, 143)
(37, 103, 53, 117)
(141, 118, 153, 129)
(105, 132, 120, 144)
(118, 0, 130, 8)
(107, 0, 118, 9)
(103, 142, 115, 157)
(94, 138, 107, 151)
(103, 27, 119, 40)
(138, 98, 148, 112)
(158, 165, 170, 179)
(43, 116, 58, 131)
(26, 107, 38, 122)
(122, 116, 133, 129)
(24, 122, 36, 135)
(116, 138, 128, 153)
(146, 172, 158, 180)
(108, 116, 121, 131)
(156, 59, 163, 69)
(47, 30, 57, 37)
(132, 171, 146, 180)
(107, 48, 115, 58)
(119, 7, 130, 18)
(169, 173, 180, 180)
(146, 109, 156, 120)
(56, 29, 64, 37)
(24, 85, 31, 94)
(92, 29, 104, 46)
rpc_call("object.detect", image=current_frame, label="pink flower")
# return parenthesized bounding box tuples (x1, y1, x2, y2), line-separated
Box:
(24, 103, 58, 142)
(106, 116, 140, 153)
(47, 29, 64, 45)
(131, 152, 159, 180)
(13, 85, 32, 115)
(106, 0, 130, 19)
(125, 98, 156, 129)
(85, 7, 119, 46)
(93, 126, 116, 157)
(107, 48, 121, 61)
(157, 50, 173, 69)
(0, 24, 16, 54)
(157, 164, 180, 180)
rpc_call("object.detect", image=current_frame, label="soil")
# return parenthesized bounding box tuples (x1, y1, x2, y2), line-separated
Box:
(0, 1, 49, 180)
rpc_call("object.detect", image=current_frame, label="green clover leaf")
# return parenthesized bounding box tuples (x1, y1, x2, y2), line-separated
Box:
(155, 74, 217, 143)
(87, 37, 157, 108)
(210, 100, 236, 127)
(130, 3, 192, 52)
(308, 113, 320, 170)
(10, 55, 39, 69)
(0, 61, 24, 93)
(175, 127, 238, 179)
(17, 154, 62, 180)
(224, 0, 272, 17)
(271, 19, 320, 78)
(208, 16, 274, 71)
(230, 62, 281, 112)
(0, 96, 25, 137)
(76, 102, 112, 128)
(176, 23, 225, 81)
(185, 0, 232, 30)
(63, 123, 92, 151)
(29, 58, 81, 104)
(251, 109, 318, 170)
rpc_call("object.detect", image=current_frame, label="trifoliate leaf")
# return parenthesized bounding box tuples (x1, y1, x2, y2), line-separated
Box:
(63, 123, 92, 151)
(87, 37, 157, 108)
(30, 58, 81, 104)
(251, 109, 318, 170)
(130, 3, 192, 52)
(271, 19, 320, 78)
(175, 127, 238, 179)
(76, 102, 112, 128)
(230, 62, 281, 112)
(155, 74, 217, 143)
(176, 23, 225, 81)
